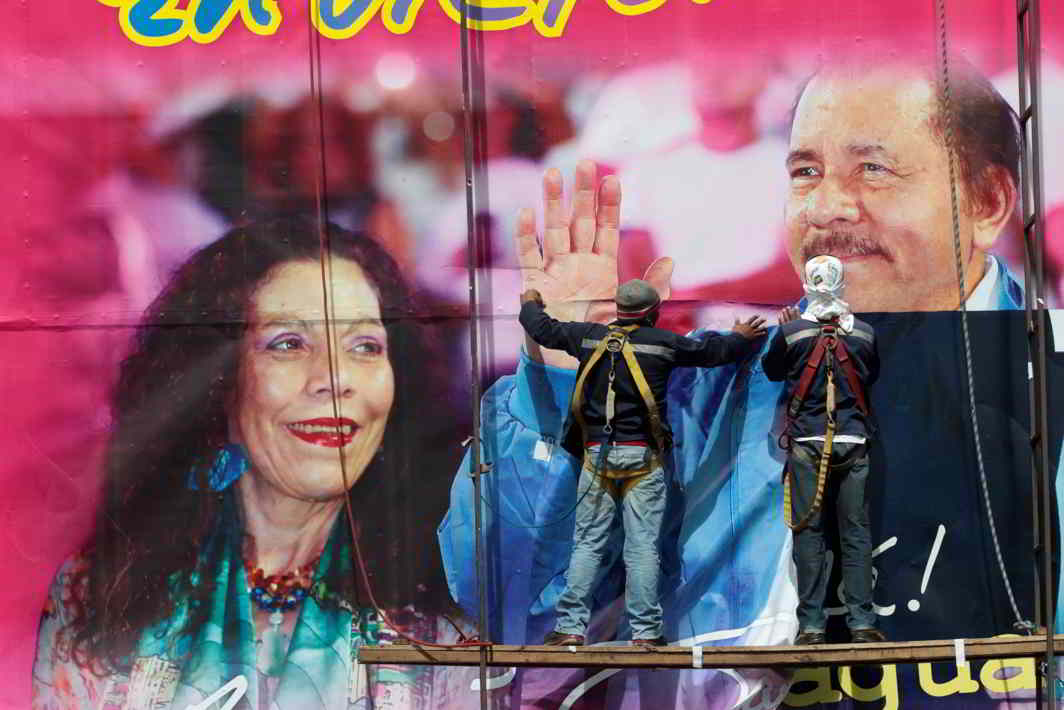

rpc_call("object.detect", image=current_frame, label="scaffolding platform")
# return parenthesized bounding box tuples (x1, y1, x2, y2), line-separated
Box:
(358, 634, 1064, 670)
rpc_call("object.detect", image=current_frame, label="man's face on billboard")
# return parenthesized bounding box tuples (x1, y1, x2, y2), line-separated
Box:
(784, 68, 994, 312)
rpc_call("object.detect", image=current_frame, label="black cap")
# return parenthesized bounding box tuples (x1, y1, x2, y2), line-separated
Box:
(615, 279, 661, 321)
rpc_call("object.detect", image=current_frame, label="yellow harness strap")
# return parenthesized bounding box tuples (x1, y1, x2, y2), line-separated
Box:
(582, 452, 661, 500)
(783, 356, 836, 533)
(569, 327, 628, 447)
(569, 324, 668, 495)
(618, 344, 667, 454)
(571, 325, 664, 443)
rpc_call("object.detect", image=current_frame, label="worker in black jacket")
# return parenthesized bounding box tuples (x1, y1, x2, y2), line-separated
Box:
(519, 278, 766, 647)
(761, 255, 883, 645)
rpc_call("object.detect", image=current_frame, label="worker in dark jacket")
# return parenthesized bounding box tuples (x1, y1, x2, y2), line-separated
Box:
(519, 278, 766, 647)
(762, 255, 883, 645)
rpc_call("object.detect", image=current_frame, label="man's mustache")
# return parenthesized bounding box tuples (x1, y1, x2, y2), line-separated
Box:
(801, 232, 891, 263)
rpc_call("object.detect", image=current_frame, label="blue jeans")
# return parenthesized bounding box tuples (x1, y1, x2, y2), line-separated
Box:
(789, 440, 876, 632)
(554, 444, 666, 640)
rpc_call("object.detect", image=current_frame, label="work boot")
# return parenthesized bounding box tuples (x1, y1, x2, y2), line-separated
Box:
(633, 637, 667, 648)
(544, 631, 585, 646)
(794, 630, 826, 645)
(851, 628, 887, 643)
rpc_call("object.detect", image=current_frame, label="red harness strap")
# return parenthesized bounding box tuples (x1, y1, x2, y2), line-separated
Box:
(831, 335, 869, 417)
(781, 322, 870, 531)
(786, 324, 868, 429)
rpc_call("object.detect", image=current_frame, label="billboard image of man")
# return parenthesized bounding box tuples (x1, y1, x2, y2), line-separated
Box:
(784, 56, 1022, 312)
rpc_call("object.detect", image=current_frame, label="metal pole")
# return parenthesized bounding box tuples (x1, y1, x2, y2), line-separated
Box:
(458, 2, 491, 707)
(1028, 0, 1056, 701)
(1015, 0, 1055, 705)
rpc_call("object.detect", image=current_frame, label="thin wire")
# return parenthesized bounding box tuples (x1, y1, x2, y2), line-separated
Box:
(304, 2, 488, 649)
(474, 446, 608, 530)
(934, 0, 1032, 634)
(477, 484, 595, 530)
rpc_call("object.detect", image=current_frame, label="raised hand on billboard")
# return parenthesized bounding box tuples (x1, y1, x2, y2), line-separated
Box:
(516, 159, 673, 369)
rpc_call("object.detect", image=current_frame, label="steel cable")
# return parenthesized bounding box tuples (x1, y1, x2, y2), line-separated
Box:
(934, 0, 1033, 634)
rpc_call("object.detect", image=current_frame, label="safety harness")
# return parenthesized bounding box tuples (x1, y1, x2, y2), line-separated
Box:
(570, 324, 668, 499)
(782, 323, 869, 532)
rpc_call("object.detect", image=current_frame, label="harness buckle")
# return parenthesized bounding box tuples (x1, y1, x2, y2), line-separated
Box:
(778, 431, 793, 451)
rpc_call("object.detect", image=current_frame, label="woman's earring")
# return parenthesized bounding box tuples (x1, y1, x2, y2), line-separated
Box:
(188, 443, 249, 491)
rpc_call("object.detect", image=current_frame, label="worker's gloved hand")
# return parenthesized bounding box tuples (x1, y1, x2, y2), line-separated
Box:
(520, 289, 544, 306)
(777, 306, 801, 325)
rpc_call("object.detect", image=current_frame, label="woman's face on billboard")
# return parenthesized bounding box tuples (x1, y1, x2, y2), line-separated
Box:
(230, 259, 395, 501)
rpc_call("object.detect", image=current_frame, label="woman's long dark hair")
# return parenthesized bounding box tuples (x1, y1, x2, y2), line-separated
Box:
(68, 215, 457, 671)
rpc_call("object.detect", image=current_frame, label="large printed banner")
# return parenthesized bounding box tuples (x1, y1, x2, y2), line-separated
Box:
(3, 1, 1064, 708)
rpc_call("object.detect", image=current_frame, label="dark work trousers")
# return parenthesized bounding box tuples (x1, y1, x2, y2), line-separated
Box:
(789, 440, 876, 632)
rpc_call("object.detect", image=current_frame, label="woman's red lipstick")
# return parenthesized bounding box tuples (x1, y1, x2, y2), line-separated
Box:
(286, 418, 358, 447)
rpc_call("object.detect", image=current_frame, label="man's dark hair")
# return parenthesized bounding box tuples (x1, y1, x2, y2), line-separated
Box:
(928, 56, 1021, 217)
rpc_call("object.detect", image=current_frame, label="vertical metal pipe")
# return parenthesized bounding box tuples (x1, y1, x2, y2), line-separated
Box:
(457, 2, 491, 707)
(1026, 0, 1056, 703)
(1014, 9, 1045, 709)
(1016, 0, 1055, 705)
(1016, 0, 1040, 632)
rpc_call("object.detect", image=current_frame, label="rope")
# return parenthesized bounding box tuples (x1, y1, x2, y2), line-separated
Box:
(934, 0, 1033, 634)
(474, 442, 627, 531)
(304, 1, 488, 649)
(784, 363, 836, 533)
(477, 463, 598, 530)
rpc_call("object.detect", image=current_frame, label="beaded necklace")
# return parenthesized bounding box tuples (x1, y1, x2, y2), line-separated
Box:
(244, 556, 320, 614)
(244, 554, 321, 675)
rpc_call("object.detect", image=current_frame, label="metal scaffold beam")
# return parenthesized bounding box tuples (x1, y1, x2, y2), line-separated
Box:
(360, 635, 1064, 670)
